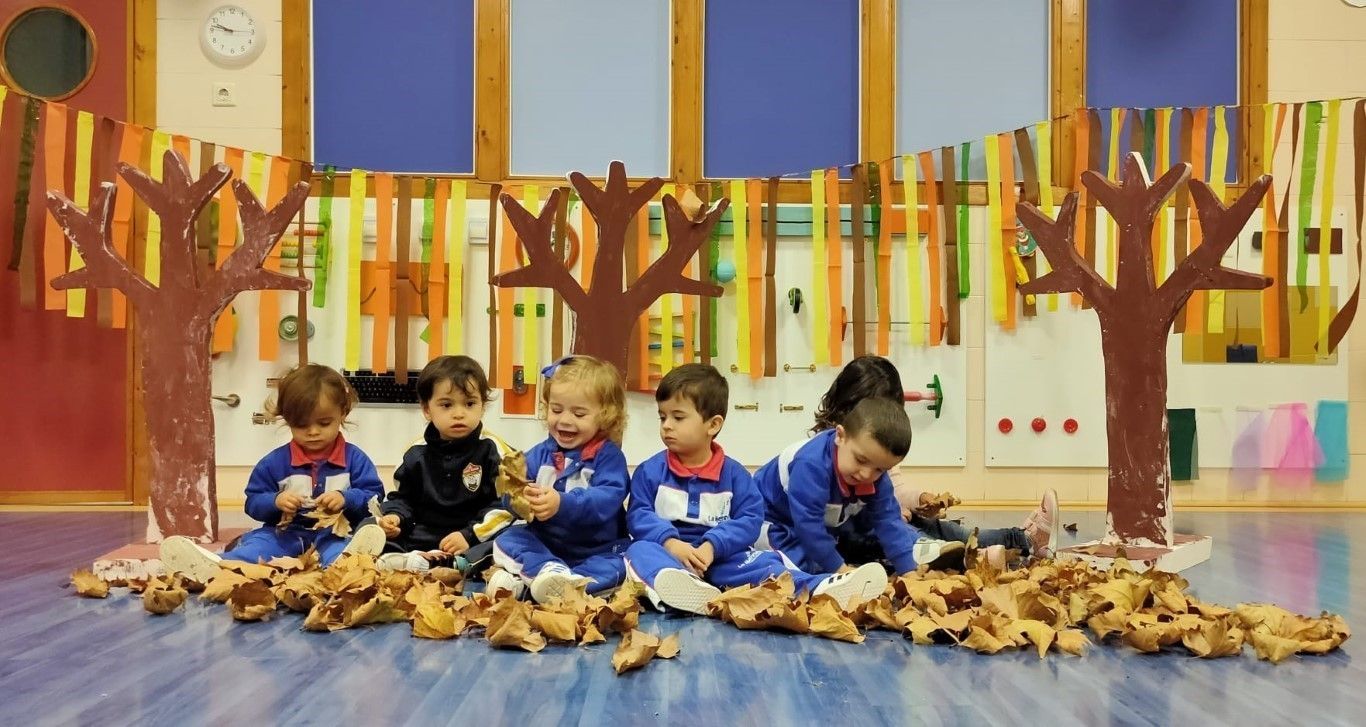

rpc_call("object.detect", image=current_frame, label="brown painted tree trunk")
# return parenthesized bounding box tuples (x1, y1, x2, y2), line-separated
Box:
(1099, 318, 1172, 546)
(137, 322, 219, 542)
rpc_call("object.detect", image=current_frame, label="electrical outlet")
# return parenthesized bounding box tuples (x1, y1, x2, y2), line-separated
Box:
(212, 82, 237, 107)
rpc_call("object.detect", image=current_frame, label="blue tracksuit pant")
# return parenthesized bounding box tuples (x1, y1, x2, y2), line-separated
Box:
(623, 540, 828, 594)
(221, 526, 351, 565)
(491, 526, 626, 594)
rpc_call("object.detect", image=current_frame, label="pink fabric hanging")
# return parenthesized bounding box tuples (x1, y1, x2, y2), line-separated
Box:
(1229, 406, 1265, 492)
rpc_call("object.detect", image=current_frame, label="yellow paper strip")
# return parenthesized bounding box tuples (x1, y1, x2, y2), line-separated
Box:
(1317, 99, 1342, 355)
(247, 151, 268, 198)
(344, 169, 367, 371)
(144, 130, 171, 286)
(1153, 108, 1172, 284)
(1106, 108, 1124, 286)
(1207, 106, 1230, 333)
(811, 171, 829, 364)
(902, 156, 925, 346)
(659, 183, 675, 375)
(985, 135, 1006, 324)
(448, 180, 467, 352)
(66, 110, 94, 317)
(522, 186, 540, 379)
(1035, 120, 1057, 310)
(731, 180, 749, 374)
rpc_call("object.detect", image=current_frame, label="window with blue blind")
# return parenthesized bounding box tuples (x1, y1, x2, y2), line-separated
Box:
(312, 0, 475, 174)
(1087, 0, 1240, 181)
(509, 0, 670, 178)
(703, 0, 859, 179)
(897, 0, 1050, 179)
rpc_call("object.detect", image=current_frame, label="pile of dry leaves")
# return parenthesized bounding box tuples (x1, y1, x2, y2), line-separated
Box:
(71, 554, 678, 675)
(71, 547, 1348, 666)
(707, 551, 1349, 663)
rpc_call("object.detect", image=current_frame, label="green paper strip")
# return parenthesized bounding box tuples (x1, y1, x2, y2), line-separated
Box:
(709, 181, 723, 357)
(1168, 408, 1198, 482)
(8, 96, 39, 271)
(1296, 101, 1323, 308)
(957, 141, 971, 298)
(312, 166, 336, 307)
(417, 176, 436, 342)
(867, 160, 882, 305)
(1143, 108, 1157, 169)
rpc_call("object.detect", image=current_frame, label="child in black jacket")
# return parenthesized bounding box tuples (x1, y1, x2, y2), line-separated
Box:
(372, 355, 517, 573)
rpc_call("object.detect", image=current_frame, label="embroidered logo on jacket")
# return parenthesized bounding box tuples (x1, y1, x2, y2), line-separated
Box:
(463, 463, 482, 492)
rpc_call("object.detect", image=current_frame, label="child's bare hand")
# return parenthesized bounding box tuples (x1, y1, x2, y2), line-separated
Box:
(664, 539, 697, 573)
(439, 531, 470, 556)
(315, 491, 345, 513)
(275, 492, 304, 515)
(526, 486, 562, 520)
(378, 514, 402, 538)
(694, 541, 715, 572)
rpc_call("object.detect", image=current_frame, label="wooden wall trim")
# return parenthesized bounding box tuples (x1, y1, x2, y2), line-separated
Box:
(129, 0, 157, 505)
(861, 0, 896, 163)
(670, 0, 703, 184)
(282, 0, 311, 160)
(1242, 0, 1269, 181)
(474, 0, 509, 182)
(1051, 0, 1085, 189)
(0, 491, 132, 506)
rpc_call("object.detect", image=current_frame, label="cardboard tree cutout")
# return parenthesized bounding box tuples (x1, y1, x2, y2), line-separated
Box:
(1019, 152, 1271, 549)
(492, 161, 726, 375)
(47, 149, 310, 544)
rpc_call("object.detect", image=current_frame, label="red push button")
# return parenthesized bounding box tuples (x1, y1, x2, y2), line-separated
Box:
(1063, 418, 1078, 434)
(1031, 417, 1047, 433)
(998, 418, 1013, 434)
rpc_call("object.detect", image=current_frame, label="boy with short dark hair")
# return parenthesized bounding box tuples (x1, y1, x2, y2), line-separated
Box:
(624, 364, 887, 615)
(754, 397, 963, 576)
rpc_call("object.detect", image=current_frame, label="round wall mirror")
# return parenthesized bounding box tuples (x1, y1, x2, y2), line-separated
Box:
(1, 7, 96, 100)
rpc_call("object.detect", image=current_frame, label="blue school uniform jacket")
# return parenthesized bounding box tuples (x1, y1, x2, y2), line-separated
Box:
(243, 434, 385, 528)
(752, 428, 916, 574)
(626, 444, 761, 561)
(520, 435, 629, 560)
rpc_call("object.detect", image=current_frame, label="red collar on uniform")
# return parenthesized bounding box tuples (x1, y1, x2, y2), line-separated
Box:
(666, 442, 725, 481)
(290, 434, 348, 467)
(832, 442, 877, 497)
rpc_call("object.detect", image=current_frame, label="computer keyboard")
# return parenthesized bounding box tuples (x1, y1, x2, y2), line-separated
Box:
(343, 369, 421, 405)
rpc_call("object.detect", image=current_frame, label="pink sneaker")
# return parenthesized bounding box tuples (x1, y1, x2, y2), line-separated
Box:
(1022, 489, 1059, 557)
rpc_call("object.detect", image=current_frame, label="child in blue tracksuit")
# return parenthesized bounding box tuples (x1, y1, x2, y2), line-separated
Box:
(623, 364, 888, 615)
(489, 356, 630, 603)
(753, 397, 962, 577)
(160, 364, 386, 583)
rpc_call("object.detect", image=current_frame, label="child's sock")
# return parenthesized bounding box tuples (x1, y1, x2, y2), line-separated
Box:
(811, 562, 888, 610)
(652, 568, 721, 616)
(159, 536, 222, 584)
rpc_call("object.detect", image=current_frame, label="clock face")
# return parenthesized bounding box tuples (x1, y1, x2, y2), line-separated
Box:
(202, 5, 262, 65)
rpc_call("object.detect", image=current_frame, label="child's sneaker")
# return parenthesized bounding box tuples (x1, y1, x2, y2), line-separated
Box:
(484, 568, 526, 599)
(377, 551, 431, 573)
(811, 562, 889, 610)
(913, 538, 966, 571)
(652, 568, 722, 615)
(1022, 488, 1060, 558)
(979, 544, 1008, 570)
(159, 536, 222, 584)
(342, 523, 387, 557)
(529, 563, 589, 604)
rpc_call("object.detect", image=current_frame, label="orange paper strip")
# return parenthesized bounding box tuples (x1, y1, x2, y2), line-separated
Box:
(372, 172, 395, 373)
(919, 152, 943, 346)
(825, 169, 843, 365)
(876, 161, 893, 355)
(1185, 107, 1210, 333)
(42, 102, 69, 310)
(428, 178, 451, 358)
(258, 156, 291, 362)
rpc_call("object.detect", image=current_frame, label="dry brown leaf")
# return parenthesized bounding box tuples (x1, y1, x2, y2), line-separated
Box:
(275, 571, 326, 613)
(496, 450, 534, 521)
(200, 569, 251, 603)
(142, 576, 189, 615)
(349, 592, 409, 626)
(612, 629, 661, 674)
(71, 570, 109, 598)
(918, 491, 961, 519)
(929, 609, 974, 640)
(580, 621, 607, 645)
(960, 625, 1011, 654)
(1089, 580, 1149, 613)
(228, 581, 278, 621)
(1248, 631, 1301, 664)
(1004, 619, 1056, 659)
(532, 609, 581, 642)
(411, 601, 463, 639)
(304, 509, 353, 538)
(905, 616, 941, 645)
(1122, 624, 1180, 653)
(852, 596, 900, 631)
(1181, 618, 1244, 658)
(1054, 629, 1090, 656)
(427, 567, 464, 589)
(1087, 608, 1130, 641)
(808, 595, 864, 643)
(219, 560, 279, 582)
(657, 633, 681, 659)
(486, 596, 546, 652)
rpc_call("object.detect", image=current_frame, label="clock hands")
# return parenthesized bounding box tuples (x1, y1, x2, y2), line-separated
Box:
(212, 22, 244, 34)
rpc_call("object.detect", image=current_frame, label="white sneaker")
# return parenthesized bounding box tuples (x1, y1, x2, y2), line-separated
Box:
(484, 569, 526, 599)
(377, 551, 430, 573)
(652, 568, 721, 615)
(343, 523, 387, 557)
(812, 562, 889, 610)
(912, 538, 966, 571)
(159, 536, 222, 584)
(529, 564, 589, 604)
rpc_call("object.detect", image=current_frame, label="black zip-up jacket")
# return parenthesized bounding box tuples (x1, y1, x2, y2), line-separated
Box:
(381, 422, 517, 550)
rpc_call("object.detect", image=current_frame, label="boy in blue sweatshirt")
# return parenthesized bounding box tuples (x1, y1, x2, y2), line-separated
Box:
(623, 364, 888, 615)
(488, 356, 631, 603)
(753, 397, 962, 577)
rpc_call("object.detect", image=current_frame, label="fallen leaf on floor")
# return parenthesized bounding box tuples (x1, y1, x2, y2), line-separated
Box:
(228, 581, 278, 622)
(71, 569, 109, 598)
(611, 629, 681, 674)
(143, 575, 189, 615)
